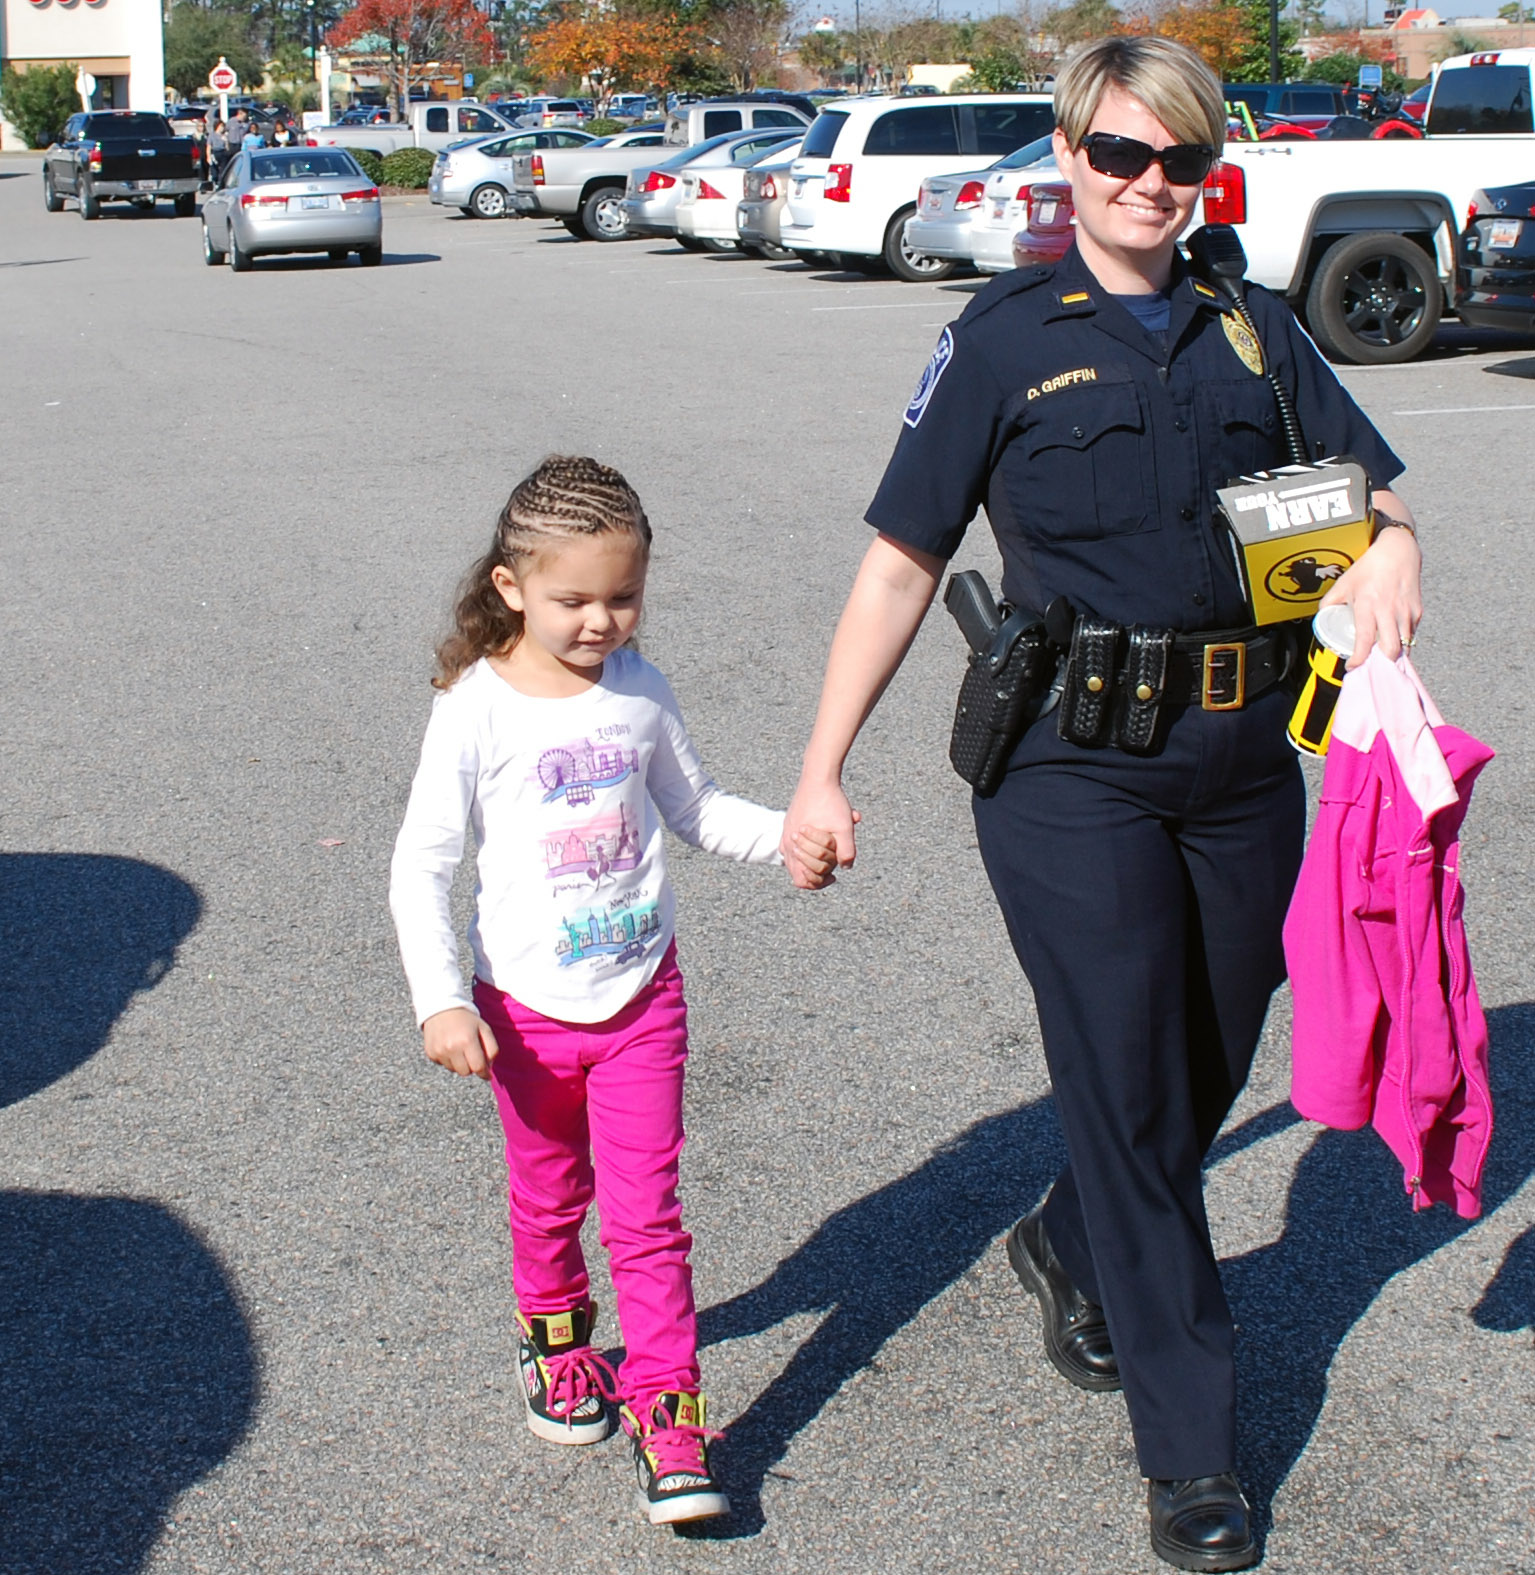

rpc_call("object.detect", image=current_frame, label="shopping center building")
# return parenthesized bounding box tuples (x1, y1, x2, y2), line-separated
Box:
(1, 0, 166, 149)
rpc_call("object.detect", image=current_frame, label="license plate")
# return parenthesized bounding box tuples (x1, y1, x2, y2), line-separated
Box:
(1037, 199, 1058, 225)
(924, 194, 941, 212)
(301, 195, 331, 209)
(792, 178, 804, 196)
(991, 199, 1007, 220)
(1488, 218, 1523, 249)
(135, 179, 156, 191)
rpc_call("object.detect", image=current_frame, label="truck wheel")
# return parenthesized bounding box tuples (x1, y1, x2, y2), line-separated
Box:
(580, 185, 628, 241)
(79, 182, 100, 221)
(699, 236, 739, 253)
(883, 205, 957, 282)
(202, 222, 225, 266)
(1305, 232, 1441, 365)
(359, 244, 382, 267)
(229, 229, 252, 271)
(43, 169, 62, 212)
(175, 192, 197, 217)
(469, 183, 508, 219)
(562, 217, 587, 238)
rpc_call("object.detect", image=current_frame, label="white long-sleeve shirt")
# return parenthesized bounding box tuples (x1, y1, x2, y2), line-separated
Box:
(389, 650, 784, 1025)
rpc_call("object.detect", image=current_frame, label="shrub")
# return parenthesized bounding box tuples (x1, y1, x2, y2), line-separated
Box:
(585, 117, 625, 137)
(0, 62, 80, 149)
(349, 147, 386, 185)
(381, 146, 434, 188)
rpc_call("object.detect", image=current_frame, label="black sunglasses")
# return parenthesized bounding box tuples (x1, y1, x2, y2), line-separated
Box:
(1079, 133, 1215, 187)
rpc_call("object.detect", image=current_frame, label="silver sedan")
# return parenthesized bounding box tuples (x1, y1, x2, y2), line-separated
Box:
(428, 128, 596, 218)
(622, 129, 800, 242)
(201, 148, 382, 271)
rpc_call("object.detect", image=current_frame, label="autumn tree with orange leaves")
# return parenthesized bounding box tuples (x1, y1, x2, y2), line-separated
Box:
(328, 0, 493, 118)
(526, 8, 702, 102)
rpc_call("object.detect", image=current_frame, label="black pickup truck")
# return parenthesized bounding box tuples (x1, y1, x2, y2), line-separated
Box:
(43, 110, 203, 220)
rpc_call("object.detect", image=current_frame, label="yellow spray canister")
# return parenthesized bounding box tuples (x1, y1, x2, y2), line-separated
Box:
(1287, 604, 1355, 757)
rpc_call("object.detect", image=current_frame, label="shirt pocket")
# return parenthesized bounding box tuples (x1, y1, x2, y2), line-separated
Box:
(1015, 382, 1158, 541)
(1199, 378, 1281, 483)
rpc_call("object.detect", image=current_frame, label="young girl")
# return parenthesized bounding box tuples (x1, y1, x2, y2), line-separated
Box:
(389, 455, 834, 1525)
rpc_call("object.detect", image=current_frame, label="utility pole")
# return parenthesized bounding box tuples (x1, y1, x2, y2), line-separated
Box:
(307, 0, 319, 81)
(855, 0, 864, 92)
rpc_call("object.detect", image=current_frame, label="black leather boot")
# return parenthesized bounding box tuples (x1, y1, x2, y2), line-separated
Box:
(1147, 1473, 1259, 1571)
(1004, 1208, 1120, 1392)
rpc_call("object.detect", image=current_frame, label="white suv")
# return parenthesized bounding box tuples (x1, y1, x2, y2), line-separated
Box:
(781, 94, 1054, 280)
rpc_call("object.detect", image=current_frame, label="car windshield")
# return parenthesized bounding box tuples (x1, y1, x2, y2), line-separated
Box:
(655, 131, 752, 169)
(732, 133, 799, 164)
(996, 133, 1056, 170)
(250, 152, 359, 181)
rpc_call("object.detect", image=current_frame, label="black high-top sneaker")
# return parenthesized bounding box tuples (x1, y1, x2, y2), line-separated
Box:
(619, 1391, 730, 1525)
(516, 1305, 617, 1445)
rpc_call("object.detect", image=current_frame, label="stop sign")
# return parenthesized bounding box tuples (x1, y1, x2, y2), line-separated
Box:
(208, 60, 238, 93)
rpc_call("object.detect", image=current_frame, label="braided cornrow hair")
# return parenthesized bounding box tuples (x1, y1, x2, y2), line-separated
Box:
(434, 455, 652, 689)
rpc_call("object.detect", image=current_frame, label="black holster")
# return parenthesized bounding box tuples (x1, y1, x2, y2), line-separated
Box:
(1058, 619, 1175, 755)
(949, 610, 1054, 796)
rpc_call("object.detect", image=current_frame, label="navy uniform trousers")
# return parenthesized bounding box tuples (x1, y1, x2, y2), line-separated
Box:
(972, 683, 1305, 1481)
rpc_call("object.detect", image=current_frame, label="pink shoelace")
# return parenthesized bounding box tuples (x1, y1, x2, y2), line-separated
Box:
(543, 1345, 619, 1422)
(632, 1403, 723, 1478)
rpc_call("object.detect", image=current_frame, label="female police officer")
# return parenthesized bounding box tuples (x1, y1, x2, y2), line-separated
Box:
(781, 35, 1422, 1573)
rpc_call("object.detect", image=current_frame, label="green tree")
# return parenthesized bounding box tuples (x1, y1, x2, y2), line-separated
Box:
(1301, 49, 1406, 91)
(1498, 3, 1533, 22)
(797, 27, 849, 83)
(162, 3, 265, 101)
(1043, 0, 1122, 51)
(0, 62, 80, 148)
(1223, 0, 1302, 82)
(956, 47, 1029, 90)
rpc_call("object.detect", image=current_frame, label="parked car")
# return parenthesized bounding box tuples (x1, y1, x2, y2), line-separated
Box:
(1009, 179, 1075, 269)
(1222, 81, 1347, 133)
(662, 99, 812, 146)
(1399, 82, 1431, 124)
(904, 133, 1055, 269)
(517, 99, 588, 129)
(428, 128, 597, 217)
(675, 136, 802, 251)
(309, 101, 520, 157)
(200, 146, 381, 270)
(1455, 179, 1535, 333)
(509, 125, 671, 239)
(43, 110, 203, 219)
(965, 134, 1062, 272)
(736, 141, 805, 259)
(338, 105, 392, 125)
(780, 93, 1055, 280)
(623, 129, 802, 243)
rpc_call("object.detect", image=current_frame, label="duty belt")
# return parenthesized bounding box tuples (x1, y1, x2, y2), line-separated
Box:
(1058, 620, 1297, 754)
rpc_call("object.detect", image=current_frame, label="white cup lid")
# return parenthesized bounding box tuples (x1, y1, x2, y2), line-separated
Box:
(1313, 603, 1356, 659)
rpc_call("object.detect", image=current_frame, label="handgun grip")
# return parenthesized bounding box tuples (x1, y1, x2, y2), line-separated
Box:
(944, 570, 1001, 654)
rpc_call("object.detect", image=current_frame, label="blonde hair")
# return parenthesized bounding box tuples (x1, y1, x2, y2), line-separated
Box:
(1053, 36, 1226, 153)
(433, 455, 651, 689)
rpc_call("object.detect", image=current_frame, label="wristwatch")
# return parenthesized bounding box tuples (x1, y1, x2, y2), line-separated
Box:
(1370, 510, 1418, 542)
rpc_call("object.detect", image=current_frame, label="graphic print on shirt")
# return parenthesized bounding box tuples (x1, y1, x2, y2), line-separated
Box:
(543, 804, 642, 888)
(535, 730, 638, 805)
(556, 897, 663, 968)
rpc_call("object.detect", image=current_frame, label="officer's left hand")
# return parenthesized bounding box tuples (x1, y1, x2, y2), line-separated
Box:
(1319, 489, 1422, 669)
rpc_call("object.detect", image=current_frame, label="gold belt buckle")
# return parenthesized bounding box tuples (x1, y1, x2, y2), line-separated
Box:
(1201, 642, 1246, 711)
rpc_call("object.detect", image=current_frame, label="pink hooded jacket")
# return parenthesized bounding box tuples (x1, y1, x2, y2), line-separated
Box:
(1284, 650, 1495, 1220)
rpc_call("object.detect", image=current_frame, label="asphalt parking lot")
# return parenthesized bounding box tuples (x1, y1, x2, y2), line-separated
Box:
(2, 156, 1533, 1575)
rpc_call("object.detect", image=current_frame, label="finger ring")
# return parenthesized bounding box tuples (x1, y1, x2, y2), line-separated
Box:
(1403, 635, 1416, 648)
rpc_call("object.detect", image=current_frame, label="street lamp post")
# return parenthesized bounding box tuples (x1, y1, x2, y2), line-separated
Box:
(307, 0, 318, 82)
(854, 0, 863, 92)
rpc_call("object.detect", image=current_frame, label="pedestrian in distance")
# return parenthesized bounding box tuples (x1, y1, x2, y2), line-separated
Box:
(207, 120, 230, 182)
(780, 33, 1422, 1574)
(389, 455, 838, 1526)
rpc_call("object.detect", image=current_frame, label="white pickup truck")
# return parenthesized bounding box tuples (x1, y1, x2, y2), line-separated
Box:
(1211, 49, 1535, 363)
(308, 101, 519, 157)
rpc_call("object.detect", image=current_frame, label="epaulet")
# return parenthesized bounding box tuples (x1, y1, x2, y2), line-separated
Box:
(956, 263, 1056, 330)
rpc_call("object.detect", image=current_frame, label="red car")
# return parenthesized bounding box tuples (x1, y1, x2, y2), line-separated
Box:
(1010, 179, 1075, 269)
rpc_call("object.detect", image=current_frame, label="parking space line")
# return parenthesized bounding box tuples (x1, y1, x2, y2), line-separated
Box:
(1390, 403, 1535, 415)
(811, 301, 955, 312)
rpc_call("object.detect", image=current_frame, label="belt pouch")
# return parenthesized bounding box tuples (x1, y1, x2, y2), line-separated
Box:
(1110, 627, 1173, 754)
(950, 619, 1049, 796)
(1058, 617, 1121, 747)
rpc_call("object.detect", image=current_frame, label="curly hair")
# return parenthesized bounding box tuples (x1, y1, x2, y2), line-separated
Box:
(433, 456, 652, 689)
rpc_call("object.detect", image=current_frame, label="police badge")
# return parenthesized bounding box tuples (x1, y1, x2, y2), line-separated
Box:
(1222, 314, 1265, 376)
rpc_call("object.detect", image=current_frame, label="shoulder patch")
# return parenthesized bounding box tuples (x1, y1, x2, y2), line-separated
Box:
(904, 326, 954, 428)
(1058, 290, 1091, 305)
(1192, 280, 1219, 299)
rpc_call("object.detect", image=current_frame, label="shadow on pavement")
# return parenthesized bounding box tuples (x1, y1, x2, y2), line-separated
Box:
(0, 257, 84, 268)
(691, 1002, 1531, 1541)
(691, 1097, 1065, 1538)
(1228, 999, 1535, 1531)
(1484, 354, 1535, 380)
(0, 1192, 259, 1575)
(0, 852, 201, 1108)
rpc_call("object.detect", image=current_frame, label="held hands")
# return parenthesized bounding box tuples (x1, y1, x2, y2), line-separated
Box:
(422, 1006, 500, 1081)
(1320, 502, 1423, 671)
(782, 780, 861, 891)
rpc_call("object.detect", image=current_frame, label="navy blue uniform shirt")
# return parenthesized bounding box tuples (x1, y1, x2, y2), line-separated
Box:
(867, 243, 1405, 631)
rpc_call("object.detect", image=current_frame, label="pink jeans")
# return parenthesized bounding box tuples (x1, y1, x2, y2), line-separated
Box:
(473, 943, 699, 1405)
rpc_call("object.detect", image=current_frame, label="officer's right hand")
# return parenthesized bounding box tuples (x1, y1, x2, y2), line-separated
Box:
(782, 779, 860, 890)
